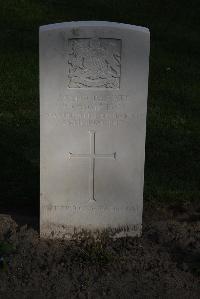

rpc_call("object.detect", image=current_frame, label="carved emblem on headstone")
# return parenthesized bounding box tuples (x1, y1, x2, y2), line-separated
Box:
(67, 38, 121, 88)
(68, 131, 116, 202)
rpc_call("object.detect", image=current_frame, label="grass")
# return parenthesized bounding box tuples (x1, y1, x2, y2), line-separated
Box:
(0, 0, 199, 210)
(0, 241, 14, 271)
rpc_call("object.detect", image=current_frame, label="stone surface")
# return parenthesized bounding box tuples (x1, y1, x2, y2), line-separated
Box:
(40, 21, 150, 238)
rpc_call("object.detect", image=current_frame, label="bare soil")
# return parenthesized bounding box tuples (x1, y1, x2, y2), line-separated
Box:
(0, 201, 200, 298)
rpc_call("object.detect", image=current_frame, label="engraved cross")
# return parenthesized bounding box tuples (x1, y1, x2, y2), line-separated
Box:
(68, 131, 116, 202)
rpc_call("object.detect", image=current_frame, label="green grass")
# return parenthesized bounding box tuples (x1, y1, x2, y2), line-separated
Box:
(0, 0, 199, 209)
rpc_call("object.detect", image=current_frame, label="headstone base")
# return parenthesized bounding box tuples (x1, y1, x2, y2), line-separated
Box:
(40, 223, 142, 240)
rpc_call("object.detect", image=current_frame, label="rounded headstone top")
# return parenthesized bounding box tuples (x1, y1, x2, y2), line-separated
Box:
(39, 21, 149, 33)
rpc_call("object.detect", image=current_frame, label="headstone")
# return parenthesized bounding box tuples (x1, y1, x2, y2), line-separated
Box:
(40, 21, 150, 239)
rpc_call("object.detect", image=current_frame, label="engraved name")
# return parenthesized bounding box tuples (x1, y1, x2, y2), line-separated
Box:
(43, 94, 145, 128)
(57, 94, 129, 111)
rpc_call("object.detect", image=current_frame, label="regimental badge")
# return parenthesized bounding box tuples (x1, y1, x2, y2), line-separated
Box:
(67, 38, 121, 88)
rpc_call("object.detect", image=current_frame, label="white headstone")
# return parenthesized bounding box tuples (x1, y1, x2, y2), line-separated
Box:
(40, 21, 150, 238)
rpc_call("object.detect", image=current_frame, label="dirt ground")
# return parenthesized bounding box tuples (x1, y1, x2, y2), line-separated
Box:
(0, 201, 200, 299)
